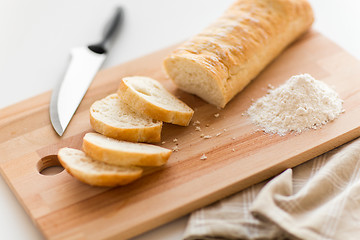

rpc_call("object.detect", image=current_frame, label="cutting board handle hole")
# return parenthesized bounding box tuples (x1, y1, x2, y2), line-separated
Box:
(37, 155, 64, 176)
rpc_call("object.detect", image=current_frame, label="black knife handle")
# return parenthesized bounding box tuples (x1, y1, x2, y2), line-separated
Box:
(102, 7, 124, 46)
(88, 7, 124, 54)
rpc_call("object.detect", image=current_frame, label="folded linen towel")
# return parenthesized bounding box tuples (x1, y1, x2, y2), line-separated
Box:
(184, 137, 360, 240)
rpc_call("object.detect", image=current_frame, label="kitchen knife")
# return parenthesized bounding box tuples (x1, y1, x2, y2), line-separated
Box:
(50, 7, 124, 136)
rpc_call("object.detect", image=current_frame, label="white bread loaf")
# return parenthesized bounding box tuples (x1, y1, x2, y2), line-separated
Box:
(163, 0, 314, 108)
(118, 76, 194, 126)
(90, 93, 162, 143)
(83, 132, 172, 167)
(58, 148, 143, 187)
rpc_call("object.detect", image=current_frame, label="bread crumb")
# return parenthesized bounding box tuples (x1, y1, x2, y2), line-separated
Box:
(172, 146, 179, 152)
(200, 154, 207, 160)
(205, 124, 210, 127)
(215, 132, 222, 137)
(161, 141, 166, 144)
(214, 113, 220, 118)
(232, 148, 235, 152)
(200, 134, 205, 138)
(173, 138, 178, 143)
(193, 120, 201, 126)
(195, 126, 201, 131)
(203, 135, 212, 139)
(223, 128, 228, 132)
(268, 83, 275, 90)
(232, 137, 236, 140)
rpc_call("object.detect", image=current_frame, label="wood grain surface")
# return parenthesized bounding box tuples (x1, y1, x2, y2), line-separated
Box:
(0, 31, 360, 239)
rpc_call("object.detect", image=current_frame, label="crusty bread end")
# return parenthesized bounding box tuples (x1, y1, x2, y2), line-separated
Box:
(163, 0, 314, 108)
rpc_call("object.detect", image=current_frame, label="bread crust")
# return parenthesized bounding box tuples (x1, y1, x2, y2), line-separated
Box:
(90, 94, 162, 143)
(82, 133, 172, 166)
(58, 148, 143, 187)
(118, 76, 194, 126)
(90, 115, 162, 143)
(163, 0, 314, 108)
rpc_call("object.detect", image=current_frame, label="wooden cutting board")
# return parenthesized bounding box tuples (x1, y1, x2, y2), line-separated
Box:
(1, 31, 360, 239)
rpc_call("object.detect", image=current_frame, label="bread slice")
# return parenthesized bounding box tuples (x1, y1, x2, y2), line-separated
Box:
(90, 93, 162, 143)
(118, 76, 194, 126)
(83, 132, 172, 166)
(58, 148, 143, 187)
(163, 0, 314, 108)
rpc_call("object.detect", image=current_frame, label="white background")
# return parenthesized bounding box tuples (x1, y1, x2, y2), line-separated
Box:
(0, 0, 359, 239)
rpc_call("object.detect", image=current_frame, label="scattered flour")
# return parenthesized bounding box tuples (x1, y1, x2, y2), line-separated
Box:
(247, 74, 344, 135)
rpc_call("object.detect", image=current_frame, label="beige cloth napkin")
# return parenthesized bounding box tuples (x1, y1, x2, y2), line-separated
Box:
(183, 137, 360, 240)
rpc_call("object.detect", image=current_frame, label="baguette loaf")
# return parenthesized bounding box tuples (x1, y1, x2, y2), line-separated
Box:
(163, 0, 314, 108)
(83, 132, 172, 166)
(118, 76, 194, 126)
(90, 94, 162, 143)
(58, 148, 143, 187)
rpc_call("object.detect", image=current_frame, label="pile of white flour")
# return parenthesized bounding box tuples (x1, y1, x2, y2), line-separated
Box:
(247, 74, 344, 135)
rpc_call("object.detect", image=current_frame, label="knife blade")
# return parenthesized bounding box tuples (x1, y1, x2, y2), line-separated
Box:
(50, 7, 124, 136)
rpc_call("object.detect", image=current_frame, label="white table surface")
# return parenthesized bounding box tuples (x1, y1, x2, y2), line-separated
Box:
(0, 0, 359, 239)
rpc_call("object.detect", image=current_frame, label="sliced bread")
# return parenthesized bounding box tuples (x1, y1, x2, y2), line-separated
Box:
(58, 148, 143, 187)
(90, 93, 162, 143)
(118, 76, 194, 126)
(83, 132, 172, 166)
